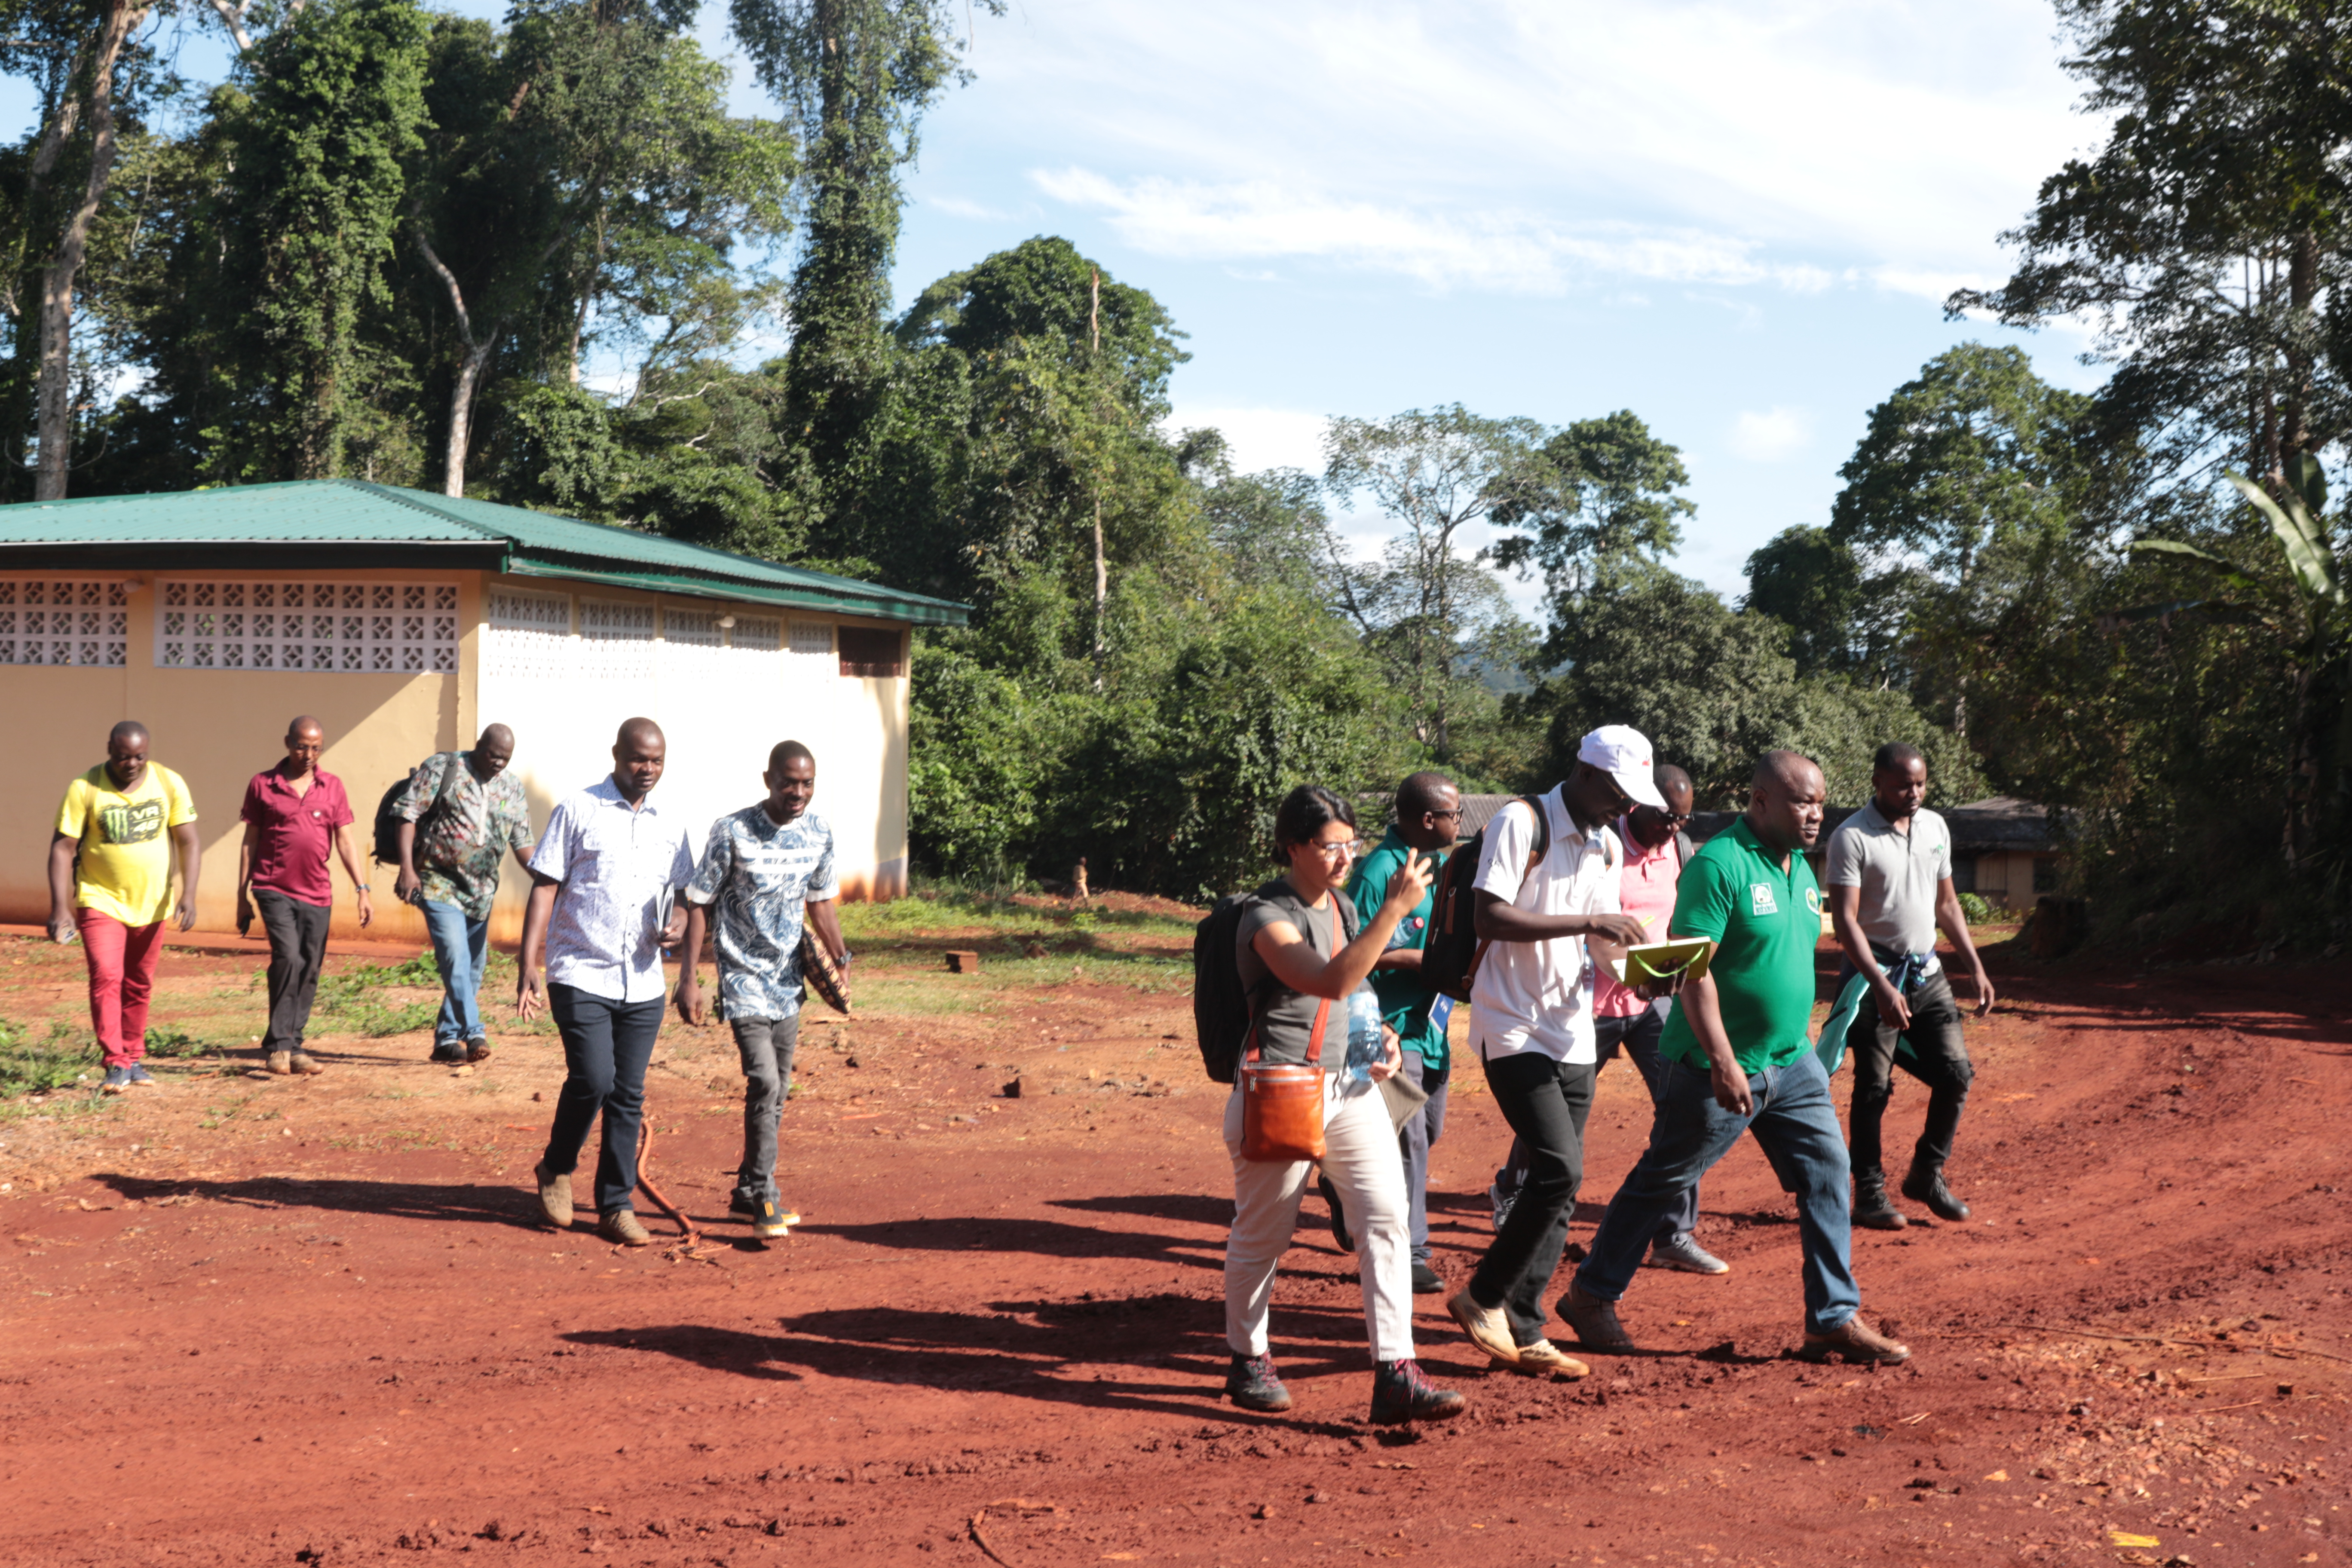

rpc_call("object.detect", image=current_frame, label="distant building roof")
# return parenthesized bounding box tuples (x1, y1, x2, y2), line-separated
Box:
(0, 479, 970, 627)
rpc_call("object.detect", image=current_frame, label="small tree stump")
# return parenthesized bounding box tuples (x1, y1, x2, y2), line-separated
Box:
(944, 949, 981, 974)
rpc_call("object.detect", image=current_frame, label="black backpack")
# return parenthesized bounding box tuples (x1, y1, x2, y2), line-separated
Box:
(1421, 795, 1552, 1003)
(371, 753, 459, 867)
(1192, 892, 1256, 1084)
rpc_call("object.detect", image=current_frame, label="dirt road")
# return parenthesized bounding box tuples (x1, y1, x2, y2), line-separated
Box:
(0, 930, 2346, 1566)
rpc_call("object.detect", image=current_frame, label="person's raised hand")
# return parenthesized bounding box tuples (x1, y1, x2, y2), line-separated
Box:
(1382, 849, 1433, 913)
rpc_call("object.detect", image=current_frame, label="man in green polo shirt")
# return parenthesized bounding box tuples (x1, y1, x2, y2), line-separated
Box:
(1562, 751, 1910, 1366)
(1338, 770, 1461, 1295)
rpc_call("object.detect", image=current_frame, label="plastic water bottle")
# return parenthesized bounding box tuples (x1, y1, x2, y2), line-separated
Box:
(1341, 989, 1384, 1084)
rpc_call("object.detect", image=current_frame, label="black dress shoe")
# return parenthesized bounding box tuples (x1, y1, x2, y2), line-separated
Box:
(1852, 1175, 1908, 1231)
(1902, 1163, 1970, 1222)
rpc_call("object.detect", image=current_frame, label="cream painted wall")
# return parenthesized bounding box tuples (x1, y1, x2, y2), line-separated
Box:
(0, 570, 472, 941)
(4, 568, 913, 947)
(471, 575, 910, 945)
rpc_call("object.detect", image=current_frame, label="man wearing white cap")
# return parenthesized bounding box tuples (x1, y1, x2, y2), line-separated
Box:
(1445, 725, 1657, 1378)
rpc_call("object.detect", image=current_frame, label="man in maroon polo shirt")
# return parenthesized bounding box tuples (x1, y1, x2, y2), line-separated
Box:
(238, 715, 374, 1075)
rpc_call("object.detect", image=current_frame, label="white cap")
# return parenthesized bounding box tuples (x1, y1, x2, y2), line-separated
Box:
(1577, 724, 1667, 811)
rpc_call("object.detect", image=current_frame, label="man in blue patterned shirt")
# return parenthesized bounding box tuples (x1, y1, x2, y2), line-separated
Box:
(676, 741, 848, 1240)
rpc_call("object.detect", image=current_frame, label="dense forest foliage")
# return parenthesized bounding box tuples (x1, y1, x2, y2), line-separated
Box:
(3, 0, 2345, 933)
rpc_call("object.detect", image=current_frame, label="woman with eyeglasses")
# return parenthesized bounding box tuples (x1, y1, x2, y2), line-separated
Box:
(1219, 784, 1468, 1425)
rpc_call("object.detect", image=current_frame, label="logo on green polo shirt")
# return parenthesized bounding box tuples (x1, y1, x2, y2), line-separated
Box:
(1805, 885, 1822, 916)
(1749, 883, 1778, 916)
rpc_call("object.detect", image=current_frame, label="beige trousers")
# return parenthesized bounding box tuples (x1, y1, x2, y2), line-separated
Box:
(1222, 1074, 1415, 1364)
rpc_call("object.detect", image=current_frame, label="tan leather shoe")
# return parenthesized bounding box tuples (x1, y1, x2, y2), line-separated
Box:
(266, 1051, 293, 1076)
(1446, 1288, 1518, 1366)
(533, 1162, 572, 1229)
(288, 1053, 325, 1075)
(1800, 1316, 1911, 1366)
(599, 1210, 652, 1248)
(1503, 1339, 1590, 1379)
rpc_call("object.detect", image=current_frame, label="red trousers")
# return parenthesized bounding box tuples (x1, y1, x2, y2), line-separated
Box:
(77, 909, 165, 1066)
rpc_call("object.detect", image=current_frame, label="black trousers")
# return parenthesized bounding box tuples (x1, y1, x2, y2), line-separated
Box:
(1844, 970, 1973, 1179)
(1470, 1050, 1596, 1347)
(254, 888, 331, 1055)
(542, 984, 665, 1216)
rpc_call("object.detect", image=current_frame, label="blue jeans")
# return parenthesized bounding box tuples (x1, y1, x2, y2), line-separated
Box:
(1574, 1046, 1859, 1335)
(419, 899, 488, 1047)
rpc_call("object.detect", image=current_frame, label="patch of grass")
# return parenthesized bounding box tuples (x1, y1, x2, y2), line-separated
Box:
(311, 952, 446, 1037)
(145, 1027, 233, 1059)
(839, 880, 1196, 944)
(0, 1019, 97, 1098)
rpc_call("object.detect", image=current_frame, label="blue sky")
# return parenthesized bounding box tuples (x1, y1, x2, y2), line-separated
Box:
(11, 0, 2110, 612)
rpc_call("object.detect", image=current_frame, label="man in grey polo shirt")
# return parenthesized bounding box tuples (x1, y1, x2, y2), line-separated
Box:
(1824, 741, 1994, 1231)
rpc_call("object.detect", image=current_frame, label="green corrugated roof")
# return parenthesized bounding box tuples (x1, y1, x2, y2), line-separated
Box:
(0, 478, 969, 626)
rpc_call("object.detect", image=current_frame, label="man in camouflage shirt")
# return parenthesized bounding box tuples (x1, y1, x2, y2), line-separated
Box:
(394, 724, 537, 1064)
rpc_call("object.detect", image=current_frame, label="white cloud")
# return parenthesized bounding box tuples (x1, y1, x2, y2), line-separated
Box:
(1033, 170, 1838, 295)
(1164, 405, 1331, 475)
(922, 194, 1015, 222)
(971, 0, 2093, 302)
(1730, 407, 1813, 463)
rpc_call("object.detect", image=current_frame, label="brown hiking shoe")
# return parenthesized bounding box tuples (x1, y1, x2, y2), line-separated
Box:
(1557, 1281, 1638, 1352)
(266, 1050, 293, 1076)
(599, 1210, 652, 1248)
(1800, 1316, 1911, 1366)
(533, 1162, 573, 1229)
(288, 1053, 325, 1076)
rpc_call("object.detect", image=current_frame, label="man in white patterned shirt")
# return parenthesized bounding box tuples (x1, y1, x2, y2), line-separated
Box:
(677, 741, 848, 1240)
(519, 718, 698, 1247)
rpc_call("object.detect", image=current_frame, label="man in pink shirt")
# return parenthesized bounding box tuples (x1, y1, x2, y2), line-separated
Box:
(238, 715, 374, 1075)
(1491, 764, 1727, 1274)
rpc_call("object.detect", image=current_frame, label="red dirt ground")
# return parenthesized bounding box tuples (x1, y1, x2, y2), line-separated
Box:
(1, 930, 2348, 1568)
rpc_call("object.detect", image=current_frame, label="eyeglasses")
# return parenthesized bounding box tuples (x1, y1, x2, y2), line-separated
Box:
(1309, 839, 1358, 861)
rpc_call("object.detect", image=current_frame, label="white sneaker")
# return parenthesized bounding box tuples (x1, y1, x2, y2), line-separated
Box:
(1649, 1232, 1730, 1275)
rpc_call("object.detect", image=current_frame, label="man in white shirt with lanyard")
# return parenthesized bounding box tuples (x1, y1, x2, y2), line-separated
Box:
(1445, 726, 1657, 1378)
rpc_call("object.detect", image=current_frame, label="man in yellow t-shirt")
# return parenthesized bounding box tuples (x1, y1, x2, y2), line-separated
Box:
(49, 721, 202, 1093)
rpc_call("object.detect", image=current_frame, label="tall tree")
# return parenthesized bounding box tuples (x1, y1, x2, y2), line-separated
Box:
(1323, 404, 1543, 757)
(1489, 408, 1692, 604)
(725, 0, 995, 541)
(227, 0, 431, 479)
(0, 0, 165, 499)
(1950, 0, 2352, 490)
(1829, 343, 2092, 734)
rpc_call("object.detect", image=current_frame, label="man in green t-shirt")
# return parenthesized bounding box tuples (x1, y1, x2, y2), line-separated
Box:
(49, 721, 202, 1093)
(1341, 770, 1461, 1295)
(1562, 751, 1910, 1366)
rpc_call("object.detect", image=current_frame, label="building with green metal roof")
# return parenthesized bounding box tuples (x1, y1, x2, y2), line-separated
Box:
(1, 480, 967, 940)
